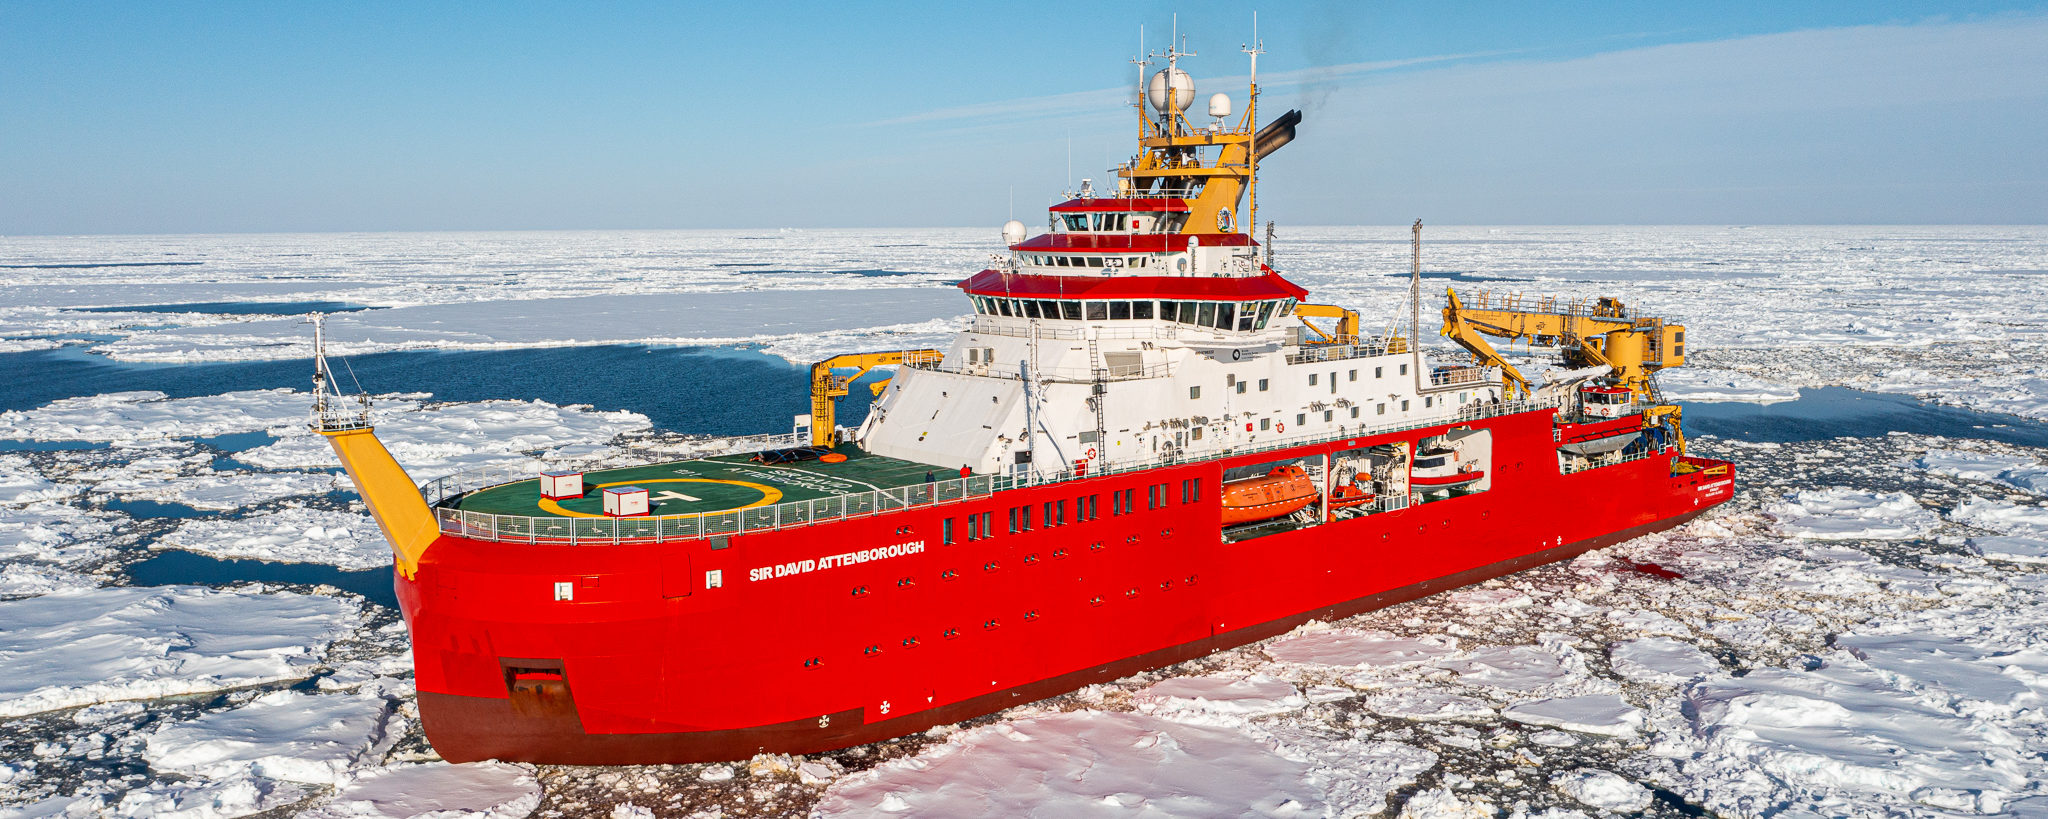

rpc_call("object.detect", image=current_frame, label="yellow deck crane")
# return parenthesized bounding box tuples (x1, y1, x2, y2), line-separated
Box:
(1440, 287, 1690, 451)
(808, 350, 942, 447)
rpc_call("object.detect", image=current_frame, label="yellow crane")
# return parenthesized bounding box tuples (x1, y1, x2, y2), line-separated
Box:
(1440, 287, 1690, 451)
(808, 351, 942, 447)
(1440, 288, 1685, 400)
(1291, 303, 1360, 343)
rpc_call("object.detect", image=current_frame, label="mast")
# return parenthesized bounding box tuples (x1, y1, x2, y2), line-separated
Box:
(1244, 13, 1264, 234)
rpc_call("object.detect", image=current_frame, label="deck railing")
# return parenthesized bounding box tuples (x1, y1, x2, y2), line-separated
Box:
(426, 395, 1564, 545)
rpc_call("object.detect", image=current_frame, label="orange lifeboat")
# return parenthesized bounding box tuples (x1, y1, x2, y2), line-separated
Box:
(1220, 465, 1319, 526)
(1328, 481, 1376, 510)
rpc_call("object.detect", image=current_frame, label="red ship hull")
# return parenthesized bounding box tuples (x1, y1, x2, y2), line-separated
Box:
(395, 408, 1733, 764)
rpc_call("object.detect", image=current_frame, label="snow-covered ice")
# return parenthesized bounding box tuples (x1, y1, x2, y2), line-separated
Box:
(144, 690, 400, 785)
(238, 397, 649, 479)
(0, 456, 75, 505)
(0, 390, 311, 443)
(1264, 628, 1459, 668)
(1609, 637, 1720, 684)
(815, 711, 1321, 817)
(157, 507, 389, 569)
(1502, 694, 1644, 737)
(0, 586, 361, 716)
(1550, 769, 1652, 813)
(1765, 487, 1941, 540)
(1132, 672, 1307, 719)
(1916, 448, 2048, 495)
(299, 762, 542, 819)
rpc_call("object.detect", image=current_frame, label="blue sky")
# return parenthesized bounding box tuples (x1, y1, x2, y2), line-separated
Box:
(2, 1, 2044, 233)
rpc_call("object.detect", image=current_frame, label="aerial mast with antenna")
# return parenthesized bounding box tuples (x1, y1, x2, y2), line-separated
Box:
(1244, 13, 1264, 233)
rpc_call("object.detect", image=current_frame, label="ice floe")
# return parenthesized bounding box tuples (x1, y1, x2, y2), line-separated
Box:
(0, 457, 75, 505)
(1502, 694, 1643, 737)
(299, 761, 542, 819)
(1609, 637, 1720, 684)
(0, 390, 311, 443)
(816, 711, 1321, 817)
(1133, 672, 1307, 719)
(144, 690, 400, 785)
(114, 774, 307, 819)
(157, 507, 388, 570)
(240, 398, 649, 479)
(1764, 487, 1940, 540)
(1916, 448, 2048, 495)
(1550, 769, 1652, 813)
(0, 502, 120, 567)
(0, 586, 361, 716)
(98, 471, 343, 511)
(1264, 628, 1460, 668)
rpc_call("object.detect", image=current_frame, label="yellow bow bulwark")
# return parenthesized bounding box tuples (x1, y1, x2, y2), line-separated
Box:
(322, 425, 436, 578)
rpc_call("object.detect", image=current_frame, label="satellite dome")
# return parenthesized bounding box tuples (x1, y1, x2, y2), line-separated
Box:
(1001, 220, 1027, 246)
(1146, 68, 1195, 114)
(1208, 93, 1231, 120)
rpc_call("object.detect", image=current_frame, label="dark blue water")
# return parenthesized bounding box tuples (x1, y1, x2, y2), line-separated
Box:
(193, 430, 276, 453)
(127, 550, 398, 609)
(1686, 387, 2048, 447)
(104, 498, 207, 519)
(0, 344, 885, 436)
(72, 301, 369, 315)
(0, 439, 107, 452)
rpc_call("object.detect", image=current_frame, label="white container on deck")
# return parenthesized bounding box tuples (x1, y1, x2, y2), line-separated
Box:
(603, 486, 649, 517)
(540, 470, 583, 500)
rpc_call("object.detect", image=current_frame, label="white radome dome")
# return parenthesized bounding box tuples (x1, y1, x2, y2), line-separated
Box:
(1208, 92, 1231, 119)
(1001, 220, 1027, 246)
(1146, 68, 1195, 114)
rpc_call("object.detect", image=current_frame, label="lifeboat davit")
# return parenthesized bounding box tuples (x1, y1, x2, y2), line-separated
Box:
(1220, 465, 1318, 526)
(1328, 482, 1377, 509)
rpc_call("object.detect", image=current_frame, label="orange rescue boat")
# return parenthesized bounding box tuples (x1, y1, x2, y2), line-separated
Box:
(1220, 465, 1319, 525)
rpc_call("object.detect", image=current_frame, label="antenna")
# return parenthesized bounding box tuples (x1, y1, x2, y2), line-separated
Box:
(1243, 12, 1266, 231)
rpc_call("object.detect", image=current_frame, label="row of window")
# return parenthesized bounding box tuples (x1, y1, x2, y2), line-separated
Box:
(1191, 364, 1412, 401)
(1025, 254, 1156, 269)
(971, 296, 1298, 332)
(936, 483, 1202, 545)
(1055, 212, 1188, 233)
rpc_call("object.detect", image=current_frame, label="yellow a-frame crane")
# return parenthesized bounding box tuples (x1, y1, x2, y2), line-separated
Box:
(808, 351, 942, 447)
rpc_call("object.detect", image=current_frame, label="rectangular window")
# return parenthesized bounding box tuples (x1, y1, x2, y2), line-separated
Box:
(1400, 364, 1409, 376)
(1402, 400, 1410, 411)
(1087, 301, 1109, 321)
(1112, 491, 1123, 516)
(1260, 418, 1270, 430)
(967, 513, 979, 540)
(1259, 378, 1269, 391)
(1160, 301, 1179, 322)
(1377, 403, 1387, 415)
(1022, 301, 1041, 319)
(1237, 302, 1256, 332)
(996, 299, 1013, 317)
(1297, 413, 1307, 426)
(1044, 502, 1055, 527)
(1197, 302, 1217, 328)
(943, 517, 956, 545)
(1255, 301, 1277, 330)
(1236, 381, 1246, 394)
(1309, 373, 1318, 386)
(1178, 301, 1197, 325)
(1057, 499, 1068, 525)
(1088, 494, 1098, 520)
(1191, 426, 1203, 440)
(1061, 301, 1082, 321)
(1038, 300, 1059, 319)
(1110, 301, 1132, 320)
(1190, 386, 1201, 399)
(1425, 396, 1433, 408)
(1374, 366, 1383, 379)
(1324, 410, 1334, 422)
(1008, 507, 1019, 534)
(1330, 372, 1338, 394)
(1351, 407, 1360, 419)
(1133, 300, 1154, 320)
(1055, 256, 1070, 266)
(1216, 302, 1235, 330)
(1349, 369, 1358, 381)
(1023, 506, 1034, 531)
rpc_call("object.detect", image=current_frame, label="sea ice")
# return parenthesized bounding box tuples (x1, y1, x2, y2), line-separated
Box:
(0, 456, 75, 504)
(1437, 643, 1582, 692)
(0, 563, 99, 597)
(158, 507, 389, 570)
(1609, 637, 1720, 684)
(1968, 535, 2048, 564)
(1764, 487, 1940, 540)
(1360, 688, 1497, 722)
(1550, 769, 1652, 812)
(0, 502, 118, 566)
(0, 586, 361, 717)
(144, 690, 400, 785)
(1264, 628, 1459, 668)
(0, 390, 311, 443)
(99, 471, 343, 511)
(1915, 449, 2048, 496)
(815, 711, 1321, 817)
(1949, 498, 2048, 535)
(298, 762, 542, 819)
(1502, 694, 1644, 737)
(1655, 367, 1799, 403)
(1132, 672, 1307, 719)
(240, 398, 649, 479)
(114, 774, 307, 819)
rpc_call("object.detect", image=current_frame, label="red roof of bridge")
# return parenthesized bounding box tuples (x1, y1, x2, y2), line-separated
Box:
(958, 270, 1309, 302)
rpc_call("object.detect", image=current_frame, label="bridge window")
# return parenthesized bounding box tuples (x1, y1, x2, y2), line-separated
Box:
(1110, 301, 1131, 320)
(1255, 301, 1278, 330)
(1022, 301, 1041, 319)
(1216, 303, 1236, 330)
(1197, 302, 1217, 328)
(1087, 301, 1109, 321)
(1236, 302, 1256, 332)
(1133, 300, 1154, 319)
(1062, 214, 1089, 231)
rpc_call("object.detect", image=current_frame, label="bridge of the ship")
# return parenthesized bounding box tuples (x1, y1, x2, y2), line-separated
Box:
(449, 445, 947, 521)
